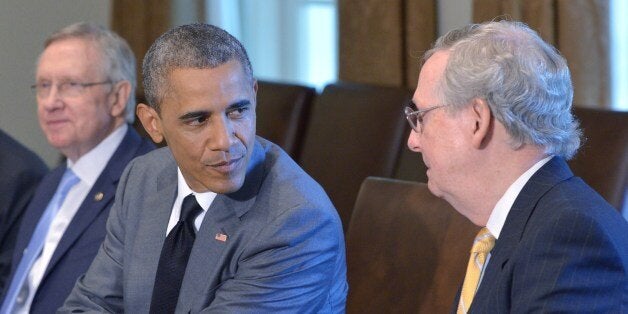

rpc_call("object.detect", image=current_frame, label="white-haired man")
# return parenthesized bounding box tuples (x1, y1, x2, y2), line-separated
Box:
(405, 20, 627, 313)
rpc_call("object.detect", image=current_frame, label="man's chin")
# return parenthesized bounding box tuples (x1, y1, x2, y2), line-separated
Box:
(204, 176, 245, 194)
(426, 180, 442, 198)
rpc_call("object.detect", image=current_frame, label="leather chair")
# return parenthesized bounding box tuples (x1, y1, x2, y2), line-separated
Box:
(569, 106, 628, 211)
(256, 80, 315, 158)
(298, 82, 410, 232)
(346, 177, 479, 313)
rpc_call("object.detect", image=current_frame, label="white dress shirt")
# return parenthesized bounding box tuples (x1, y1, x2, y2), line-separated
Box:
(166, 168, 216, 235)
(18, 124, 127, 314)
(477, 155, 553, 287)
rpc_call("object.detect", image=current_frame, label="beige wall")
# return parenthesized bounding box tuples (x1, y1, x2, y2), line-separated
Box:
(0, 0, 111, 167)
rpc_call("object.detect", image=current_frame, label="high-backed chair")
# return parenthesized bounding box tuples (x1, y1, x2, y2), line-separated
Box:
(346, 177, 479, 313)
(298, 82, 410, 232)
(569, 106, 628, 210)
(256, 80, 316, 158)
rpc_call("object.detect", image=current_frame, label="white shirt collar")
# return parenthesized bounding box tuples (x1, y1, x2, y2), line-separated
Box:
(166, 168, 216, 234)
(67, 124, 127, 186)
(176, 168, 217, 211)
(486, 155, 553, 239)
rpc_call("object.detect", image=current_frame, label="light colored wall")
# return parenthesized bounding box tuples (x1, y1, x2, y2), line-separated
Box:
(437, 0, 472, 36)
(0, 0, 111, 167)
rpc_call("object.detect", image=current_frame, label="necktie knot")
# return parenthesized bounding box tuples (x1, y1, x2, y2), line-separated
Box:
(471, 227, 495, 254)
(180, 194, 202, 226)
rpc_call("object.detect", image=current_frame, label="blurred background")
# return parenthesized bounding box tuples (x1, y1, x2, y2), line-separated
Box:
(0, 0, 626, 218)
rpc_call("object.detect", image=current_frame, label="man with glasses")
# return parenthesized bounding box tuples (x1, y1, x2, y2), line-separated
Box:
(405, 21, 627, 312)
(0, 22, 154, 313)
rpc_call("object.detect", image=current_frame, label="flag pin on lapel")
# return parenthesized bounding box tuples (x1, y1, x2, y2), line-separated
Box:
(215, 233, 228, 242)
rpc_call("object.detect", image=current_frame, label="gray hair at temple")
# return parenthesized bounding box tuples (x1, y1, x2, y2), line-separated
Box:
(43, 22, 137, 123)
(425, 20, 581, 159)
(142, 23, 254, 112)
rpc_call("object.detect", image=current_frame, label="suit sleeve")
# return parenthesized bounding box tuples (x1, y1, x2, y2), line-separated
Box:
(58, 159, 136, 313)
(0, 159, 46, 292)
(509, 209, 626, 313)
(203, 203, 347, 313)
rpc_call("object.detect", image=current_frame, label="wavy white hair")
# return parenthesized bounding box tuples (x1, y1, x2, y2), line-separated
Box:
(425, 20, 581, 159)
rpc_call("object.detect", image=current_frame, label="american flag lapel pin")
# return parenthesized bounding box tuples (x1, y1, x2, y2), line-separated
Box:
(215, 232, 228, 242)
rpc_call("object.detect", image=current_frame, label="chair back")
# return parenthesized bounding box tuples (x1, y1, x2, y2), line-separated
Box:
(256, 80, 316, 158)
(569, 106, 628, 210)
(346, 177, 479, 313)
(298, 82, 410, 232)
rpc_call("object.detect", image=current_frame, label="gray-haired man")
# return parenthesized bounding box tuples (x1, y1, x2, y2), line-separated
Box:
(1, 22, 154, 314)
(405, 20, 627, 313)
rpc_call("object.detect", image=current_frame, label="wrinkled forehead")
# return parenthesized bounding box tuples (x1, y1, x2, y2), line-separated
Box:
(413, 50, 449, 108)
(36, 38, 107, 80)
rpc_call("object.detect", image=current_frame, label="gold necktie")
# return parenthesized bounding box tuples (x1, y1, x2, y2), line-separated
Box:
(457, 227, 495, 314)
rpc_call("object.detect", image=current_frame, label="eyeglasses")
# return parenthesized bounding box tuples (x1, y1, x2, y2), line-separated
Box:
(31, 80, 112, 98)
(404, 104, 446, 133)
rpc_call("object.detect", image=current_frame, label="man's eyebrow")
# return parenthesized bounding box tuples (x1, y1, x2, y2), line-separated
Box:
(227, 100, 252, 109)
(177, 100, 252, 120)
(179, 110, 209, 121)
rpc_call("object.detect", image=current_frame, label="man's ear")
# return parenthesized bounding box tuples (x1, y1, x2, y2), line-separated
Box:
(470, 98, 492, 149)
(136, 103, 165, 144)
(109, 80, 131, 118)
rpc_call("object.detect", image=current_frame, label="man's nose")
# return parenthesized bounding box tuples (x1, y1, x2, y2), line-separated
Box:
(407, 130, 422, 153)
(208, 116, 235, 151)
(38, 85, 64, 111)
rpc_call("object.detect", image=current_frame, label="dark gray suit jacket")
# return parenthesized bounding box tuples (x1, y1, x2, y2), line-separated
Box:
(455, 157, 628, 313)
(61, 137, 348, 313)
(0, 130, 48, 292)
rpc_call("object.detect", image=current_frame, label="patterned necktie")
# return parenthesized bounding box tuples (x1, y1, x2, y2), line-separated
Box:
(149, 194, 202, 314)
(1, 168, 79, 313)
(457, 227, 495, 314)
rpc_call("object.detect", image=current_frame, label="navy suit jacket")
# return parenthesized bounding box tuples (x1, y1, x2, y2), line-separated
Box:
(455, 157, 628, 313)
(0, 130, 48, 292)
(4, 126, 154, 314)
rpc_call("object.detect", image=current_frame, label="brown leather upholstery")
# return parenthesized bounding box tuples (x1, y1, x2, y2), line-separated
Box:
(256, 80, 316, 158)
(569, 106, 628, 210)
(298, 82, 410, 232)
(346, 177, 478, 313)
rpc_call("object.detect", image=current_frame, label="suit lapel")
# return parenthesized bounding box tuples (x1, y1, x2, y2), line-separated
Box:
(472, 157, 574, 308)
(43, 128, 143, 279)
(127, 163, 178, 306)
(177, 140, 266, 311)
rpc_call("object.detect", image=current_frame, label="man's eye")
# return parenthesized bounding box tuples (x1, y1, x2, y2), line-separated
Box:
(227, 107, 248, 119)
(39, 82, 52, 88)
(60, 82, 81, 91)
(188, 116, 208, 126)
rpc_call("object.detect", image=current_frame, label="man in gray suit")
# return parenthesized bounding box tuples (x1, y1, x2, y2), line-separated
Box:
(61, 23, 347, 313)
